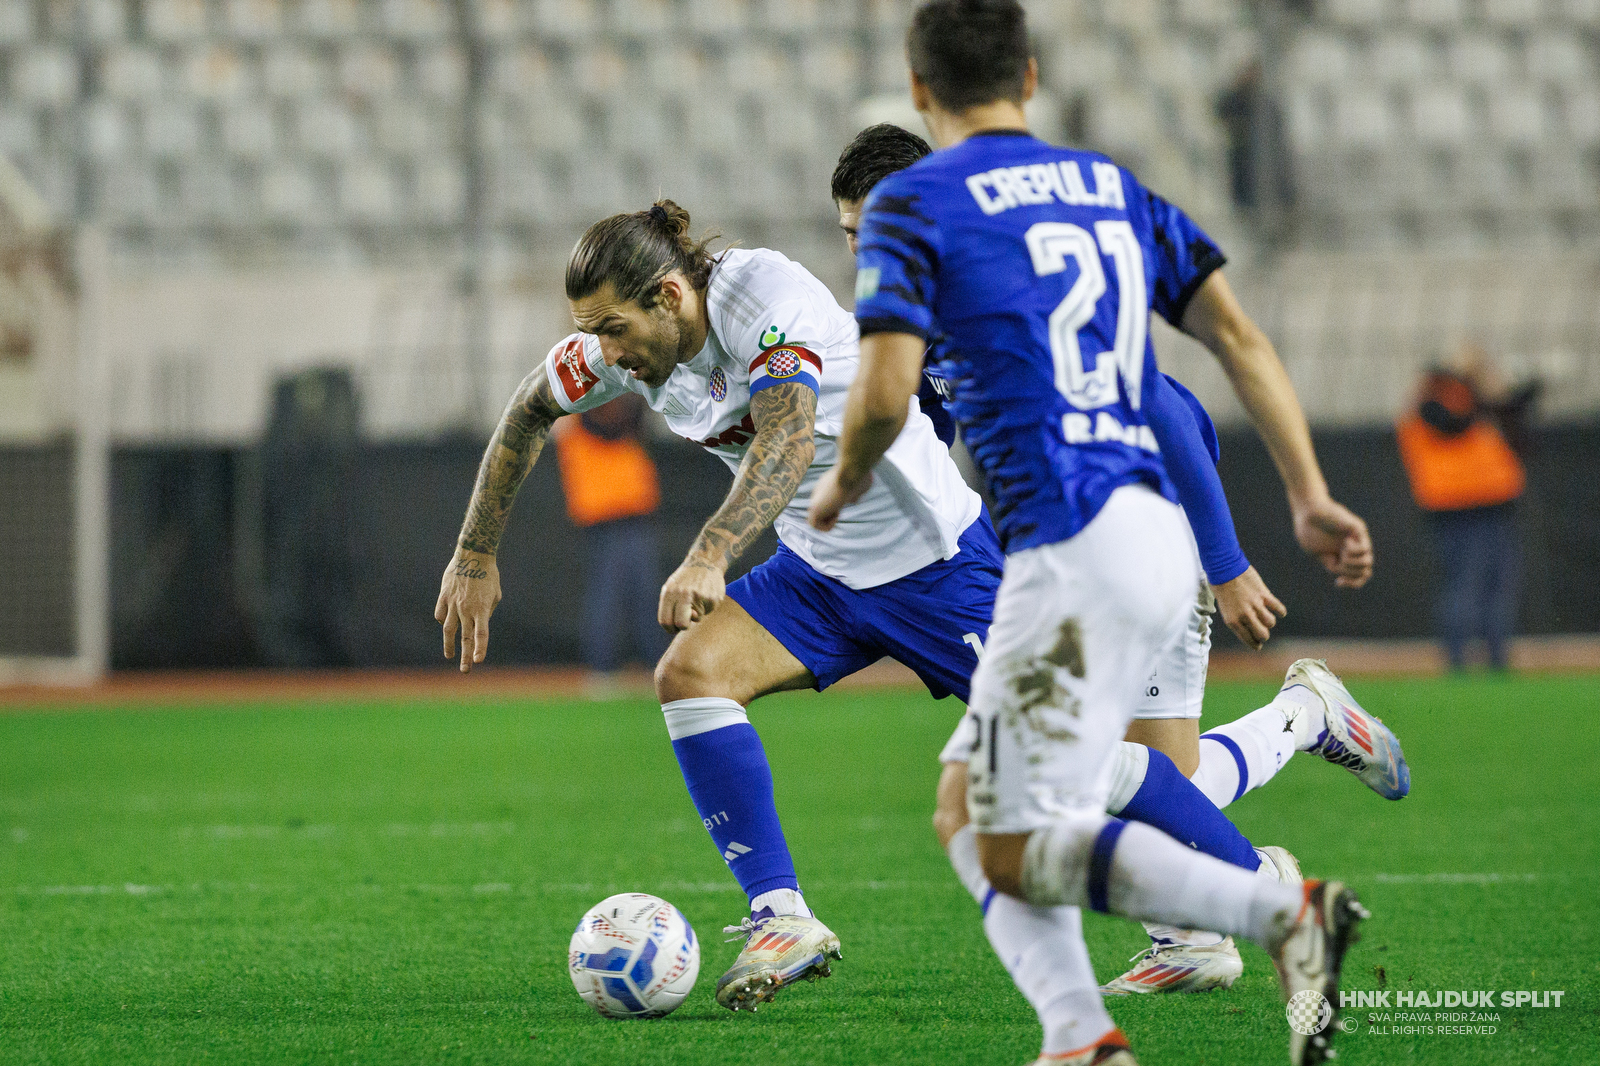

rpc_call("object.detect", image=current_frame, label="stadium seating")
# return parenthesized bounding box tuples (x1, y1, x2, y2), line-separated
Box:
(0, 0, 1594, 441)
(2, 0, 1582, 252)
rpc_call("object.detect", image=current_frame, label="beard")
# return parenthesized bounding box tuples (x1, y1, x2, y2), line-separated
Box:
(634, 311, 686, 388)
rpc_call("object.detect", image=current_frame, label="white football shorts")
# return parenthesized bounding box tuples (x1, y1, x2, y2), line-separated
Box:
(962, 484, 1199, 834)
(1133, 519, 1213, 720)
(939, 511, 1213, 765)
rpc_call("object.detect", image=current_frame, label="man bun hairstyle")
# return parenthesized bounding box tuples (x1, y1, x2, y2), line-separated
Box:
(831, 124, 934, 203)
(566, 199, 721, 307)
(908, 0, 1031, 113)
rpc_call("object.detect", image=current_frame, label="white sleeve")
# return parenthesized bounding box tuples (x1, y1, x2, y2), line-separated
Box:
(731, 299, 826, 396)
(542, 333, 631, 413)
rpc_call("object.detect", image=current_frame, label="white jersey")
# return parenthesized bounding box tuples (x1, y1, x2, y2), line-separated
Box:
(544, 247, 982, 589)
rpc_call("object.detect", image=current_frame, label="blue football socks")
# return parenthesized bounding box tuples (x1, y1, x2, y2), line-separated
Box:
(1118, 747, 1261, 871)
(662, 698, 801, 902)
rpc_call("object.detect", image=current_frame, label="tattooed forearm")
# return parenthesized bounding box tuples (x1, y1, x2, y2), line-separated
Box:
(687, 382, 817, 571)
(457, 363, 564, 556)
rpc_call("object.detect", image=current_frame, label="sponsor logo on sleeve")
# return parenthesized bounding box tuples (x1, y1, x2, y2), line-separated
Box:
(759, 326, 786, 349)
(552, 337, 597, 402)
(855, 267, 880, 300)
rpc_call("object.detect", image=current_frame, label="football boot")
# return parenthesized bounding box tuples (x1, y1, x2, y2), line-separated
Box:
(715, 912, 841, 1011)
(1101, 845, 1302, 995)
(1272, 880, 1368, 1065)
(1100, 939, 1243, 995)
(1028, 1028, 1139, 1065)
(1287, 659, 1411, 799)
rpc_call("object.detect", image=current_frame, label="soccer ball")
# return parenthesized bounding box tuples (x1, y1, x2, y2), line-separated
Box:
(568, 893, 700, 1018)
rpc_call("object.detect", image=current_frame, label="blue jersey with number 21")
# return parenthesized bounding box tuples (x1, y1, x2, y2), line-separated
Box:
(853, 130, 1226, 553)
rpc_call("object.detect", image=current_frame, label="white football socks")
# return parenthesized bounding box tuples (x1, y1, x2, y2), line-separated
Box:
(992, 900, 1118, 1055)
(1102, 741, 1148, 817)
(660, 696, 750, 739)
(749, 888, 811, 918)
(1101, 822, 1303, 949)
(947, 825, 1117, 1056)
(1142, 847, 1299, 948)
(1191, 685, 1326, 809)
(1021, 816, 1302, 950)
(945, 823, 991, 904)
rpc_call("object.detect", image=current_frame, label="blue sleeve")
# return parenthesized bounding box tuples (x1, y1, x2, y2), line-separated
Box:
(852, 178, 941, 341)
(1144, 371, 1249, 586)
(918, 372, 956, 447)
(1137, 178, 1227, 328)
(1163, 372, 1220, 464)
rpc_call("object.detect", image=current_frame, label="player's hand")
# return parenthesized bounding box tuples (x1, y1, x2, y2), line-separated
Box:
(807, 467, 873, 532)
(659, 561, 726, 632)
(1292, 496, 1374, 589)
(1212, 566, 1287, 650)
(435, 550, 501, 673)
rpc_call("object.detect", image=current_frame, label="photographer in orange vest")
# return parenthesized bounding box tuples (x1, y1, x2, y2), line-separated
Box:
(1397, 343, 1540, 672)
(553, 393, 668, 691)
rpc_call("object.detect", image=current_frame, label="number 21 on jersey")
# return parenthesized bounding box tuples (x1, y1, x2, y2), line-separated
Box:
(1024, 220, 1148, 413)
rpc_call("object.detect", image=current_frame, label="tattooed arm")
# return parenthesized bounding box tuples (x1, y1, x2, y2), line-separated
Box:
(658, 382, 818, 631)
(435, 361, 565, 672)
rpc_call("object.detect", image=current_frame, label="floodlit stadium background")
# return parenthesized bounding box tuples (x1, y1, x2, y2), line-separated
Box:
(1, 0, 1598, 681)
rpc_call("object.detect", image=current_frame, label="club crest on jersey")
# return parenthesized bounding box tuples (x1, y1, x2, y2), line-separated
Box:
(709, 366, 728, 401)
(759, 326, 787, 349)
(765, 347, 803, 379)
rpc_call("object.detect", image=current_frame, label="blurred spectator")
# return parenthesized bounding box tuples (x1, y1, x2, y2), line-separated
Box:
(552, 394, 668, 692)
(1396, 344, 1542, 671)
(1215, 60, 1294, 233)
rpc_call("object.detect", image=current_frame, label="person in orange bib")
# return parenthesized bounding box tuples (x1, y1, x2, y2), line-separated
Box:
(1396, 345, 1540, 671)
(553, 393, 668, 689)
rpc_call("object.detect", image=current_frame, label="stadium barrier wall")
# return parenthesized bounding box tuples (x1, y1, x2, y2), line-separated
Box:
(17, 422, 1590, 670)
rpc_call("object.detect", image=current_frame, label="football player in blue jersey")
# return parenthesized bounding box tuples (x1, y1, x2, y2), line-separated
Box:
(812, 4, 1379, 1063)
(830, 122, 1410, 996)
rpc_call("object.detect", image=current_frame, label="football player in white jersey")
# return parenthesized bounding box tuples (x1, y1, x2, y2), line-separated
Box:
(435, 200, 1318, 1014)
(438, 199, 988, 1010)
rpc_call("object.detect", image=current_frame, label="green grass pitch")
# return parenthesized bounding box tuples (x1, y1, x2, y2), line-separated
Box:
(2, 673, 1597, 1065)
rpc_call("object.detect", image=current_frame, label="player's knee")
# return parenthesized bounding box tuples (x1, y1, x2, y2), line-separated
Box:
(932, 807, 968, 850)
(976, 832, 1028, 898)
(981, 858, 1024, 898)
(653, 633, 746, 705)
(653, 637, 717, 704)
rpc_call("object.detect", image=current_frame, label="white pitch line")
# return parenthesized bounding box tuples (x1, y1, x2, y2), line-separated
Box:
(1366, 872, 1540, 885)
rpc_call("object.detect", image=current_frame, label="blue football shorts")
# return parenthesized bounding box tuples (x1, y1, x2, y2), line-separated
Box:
(728, 511, 1004, 702)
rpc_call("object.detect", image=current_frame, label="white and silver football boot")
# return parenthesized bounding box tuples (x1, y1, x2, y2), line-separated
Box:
(1100, 938, 1244, 995)
(1101, 844, 1302, 996)
(715, 912, 842, 1011)
(1272, 879, 1367, 1065)
(1256, 844, 1304, 887)
(1287, 659, 1412, 799)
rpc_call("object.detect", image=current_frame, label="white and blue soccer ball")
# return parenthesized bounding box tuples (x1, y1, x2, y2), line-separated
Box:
(568, 893, 700, 1018)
